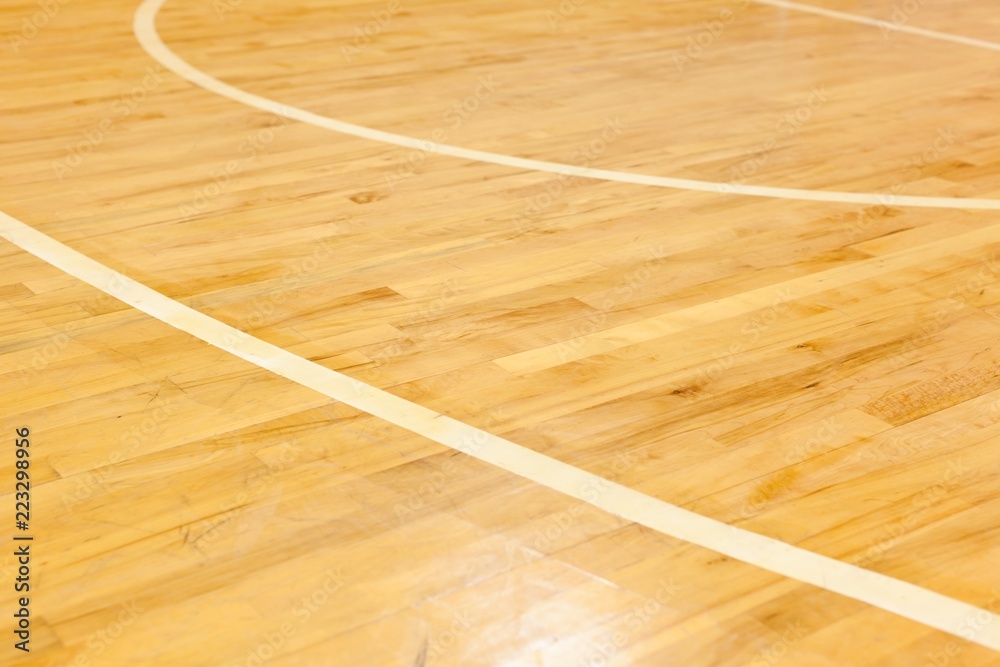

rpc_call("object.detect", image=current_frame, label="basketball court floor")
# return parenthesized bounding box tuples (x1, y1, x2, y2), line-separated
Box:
(3, 0, 1000, 664)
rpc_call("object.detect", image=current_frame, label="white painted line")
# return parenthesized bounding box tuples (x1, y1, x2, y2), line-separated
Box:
(5, 205, 1000, 645)
(3, 206, 1000, 646)
(119, 0, 1000, 648)
(752, 0, 1000, 53)
(133, 0, 1000, 210)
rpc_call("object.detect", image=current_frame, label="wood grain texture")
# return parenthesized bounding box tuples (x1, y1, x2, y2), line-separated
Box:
(2, 0, 1000, 664)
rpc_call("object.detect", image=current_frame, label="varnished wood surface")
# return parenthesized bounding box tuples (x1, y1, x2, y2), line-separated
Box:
(2, 0, 1000, 664)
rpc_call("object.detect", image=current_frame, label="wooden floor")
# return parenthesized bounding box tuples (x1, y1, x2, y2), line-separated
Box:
(3, 0, 1000, 664)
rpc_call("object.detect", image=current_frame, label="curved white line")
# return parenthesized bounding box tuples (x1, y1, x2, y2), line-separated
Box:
(754, 0, 1000, 53)
(3, 205, 1000, 649)
(133, 0, 1000, 210)
(118, 0, 1000, 649)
